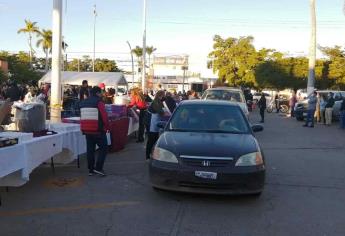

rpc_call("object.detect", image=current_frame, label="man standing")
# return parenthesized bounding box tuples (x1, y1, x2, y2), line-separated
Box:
(325, 92, 335, 126)
(303, 91, 317, 128)
(340, 97, 345, 129)
(257, 93, 267, 123)
(79, 80, 89, 101)
(275, 94, 280, 113)
(289, 92, 297, 118)
(80, 86, 110, 176)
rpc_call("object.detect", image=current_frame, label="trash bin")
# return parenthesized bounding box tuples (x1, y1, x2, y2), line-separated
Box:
(14, 103, 46, 132)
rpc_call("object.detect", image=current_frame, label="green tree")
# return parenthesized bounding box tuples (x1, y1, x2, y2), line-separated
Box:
(67, 56, 120, 72)
(94, 58, 120, 72)
(209, 35, 265, 87)
(17, 19, 40, 66)
(36, 29, 52, 72)
(132, 46, 143, 70)
(0, 69, 6, 83)
(0, 51, 43, 84)
(320, 46, 345, 89)
(146, 46, 157, 67)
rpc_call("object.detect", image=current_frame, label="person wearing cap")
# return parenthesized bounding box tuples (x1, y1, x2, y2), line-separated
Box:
(303, 90, 317, 128)
(98, 83, 108, 103)
(79, 86, 110, 176)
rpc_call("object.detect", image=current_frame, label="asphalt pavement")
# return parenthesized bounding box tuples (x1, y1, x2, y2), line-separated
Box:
(1, 111, 345, 236)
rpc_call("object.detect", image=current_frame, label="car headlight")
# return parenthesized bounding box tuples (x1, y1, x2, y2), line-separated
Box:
(235, 152, 263, 166)
(152, 147, 178, 163)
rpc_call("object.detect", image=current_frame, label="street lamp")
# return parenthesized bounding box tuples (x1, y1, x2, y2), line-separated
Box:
(126, 41, 135, 87)
(92, 4, 97, 72)
(182, 65, 188, 93)
(142, 0, 147, 92)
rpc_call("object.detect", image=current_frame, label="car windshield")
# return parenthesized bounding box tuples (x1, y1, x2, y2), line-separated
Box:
(168, 104, 250, 134)
(201, 90, 245, 103)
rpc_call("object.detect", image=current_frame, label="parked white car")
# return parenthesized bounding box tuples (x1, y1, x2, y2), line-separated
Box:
(201, 87, 249, 117)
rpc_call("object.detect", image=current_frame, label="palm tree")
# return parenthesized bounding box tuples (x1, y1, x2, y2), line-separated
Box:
(36, 29, 52, 72)
(17, 19, 40, 66)
(307, 0, 316, 95)
(132, 46, 143, 65)
(146, 46, 157, 68)
(132, 46, 143, 74)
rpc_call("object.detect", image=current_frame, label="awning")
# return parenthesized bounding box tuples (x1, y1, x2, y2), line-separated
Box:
(39, 71, 128, 87)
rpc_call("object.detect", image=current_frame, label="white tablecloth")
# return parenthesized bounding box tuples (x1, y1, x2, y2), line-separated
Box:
(0, 132, 33, 143)
(128, 117, 139, 136)
(0, 144, 25, 178)
(0, 133, 63, 186)
(48, 123, 86, 164)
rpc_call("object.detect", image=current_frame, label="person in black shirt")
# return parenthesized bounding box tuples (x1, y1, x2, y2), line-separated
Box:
(79, 80, 89, 101)
(339, 97, 345, 129)
(257, 94, 267, 123)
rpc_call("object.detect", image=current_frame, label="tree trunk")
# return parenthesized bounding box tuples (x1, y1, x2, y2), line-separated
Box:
(45, 50, 49, 72)
(28, 34, 33, 67)
(307, 0, 316, 95)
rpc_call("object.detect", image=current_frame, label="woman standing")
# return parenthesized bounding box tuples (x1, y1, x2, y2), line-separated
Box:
(319, 94, 327, 124)
(146, 90, 166, 160)
(128, 88, 148, 143)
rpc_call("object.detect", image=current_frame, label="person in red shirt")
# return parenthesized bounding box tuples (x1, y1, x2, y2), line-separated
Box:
(128, 88, 148, 143)
(79, 86, 110, 176)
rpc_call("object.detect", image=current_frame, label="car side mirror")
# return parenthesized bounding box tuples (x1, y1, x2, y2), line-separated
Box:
(157, 121, 167, 129)
(252, 124, 264, 133)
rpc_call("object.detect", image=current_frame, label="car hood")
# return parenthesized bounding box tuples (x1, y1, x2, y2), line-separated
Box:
(157, 131, 259, 159)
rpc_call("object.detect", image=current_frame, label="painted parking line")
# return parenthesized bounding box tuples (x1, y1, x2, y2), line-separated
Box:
(0, 201, 140, 217)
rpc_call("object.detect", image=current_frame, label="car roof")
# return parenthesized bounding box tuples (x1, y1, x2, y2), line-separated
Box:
(180, 99, 241, 107)
(204, 87, 242, 92)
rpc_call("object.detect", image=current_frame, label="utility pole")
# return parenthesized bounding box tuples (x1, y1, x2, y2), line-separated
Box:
(307, 0, 316, 95)
(92, 4, 97, 72)
(51, 0, 63, 122)
(182, 65, 188, 93)
(127, 41, 135, 87)
(142, 0, 147, 92)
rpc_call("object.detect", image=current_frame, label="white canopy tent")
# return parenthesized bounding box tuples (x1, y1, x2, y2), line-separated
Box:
(39, 71, 128, 87)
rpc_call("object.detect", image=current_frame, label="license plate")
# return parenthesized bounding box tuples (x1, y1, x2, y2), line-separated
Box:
(195, 171, 217, 180)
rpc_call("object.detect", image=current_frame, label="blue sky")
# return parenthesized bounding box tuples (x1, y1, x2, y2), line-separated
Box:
(1, 0, 345, 72)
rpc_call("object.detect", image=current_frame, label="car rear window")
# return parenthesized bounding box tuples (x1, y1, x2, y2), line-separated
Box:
(201, 90, 245, 103)
(168, 104, 250, 134)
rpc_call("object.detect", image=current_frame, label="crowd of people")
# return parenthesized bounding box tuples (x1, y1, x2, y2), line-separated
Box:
(255, 90, 345, 129)
(78, 83, 202, 176)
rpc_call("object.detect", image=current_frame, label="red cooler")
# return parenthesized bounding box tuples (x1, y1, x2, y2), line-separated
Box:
(109, 117, 129, 152)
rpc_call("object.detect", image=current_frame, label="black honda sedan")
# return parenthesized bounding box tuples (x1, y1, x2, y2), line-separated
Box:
(149, 100, 265, 196)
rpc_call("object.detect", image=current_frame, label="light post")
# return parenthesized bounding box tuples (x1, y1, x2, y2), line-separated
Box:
(51, 0, 63, 122)
(307, 0, 316, 95)
(92, 4, 97, 72)
(142, 0, 147, 92)
(182, 65, 188, 93)
(126, 41, 135, 87)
